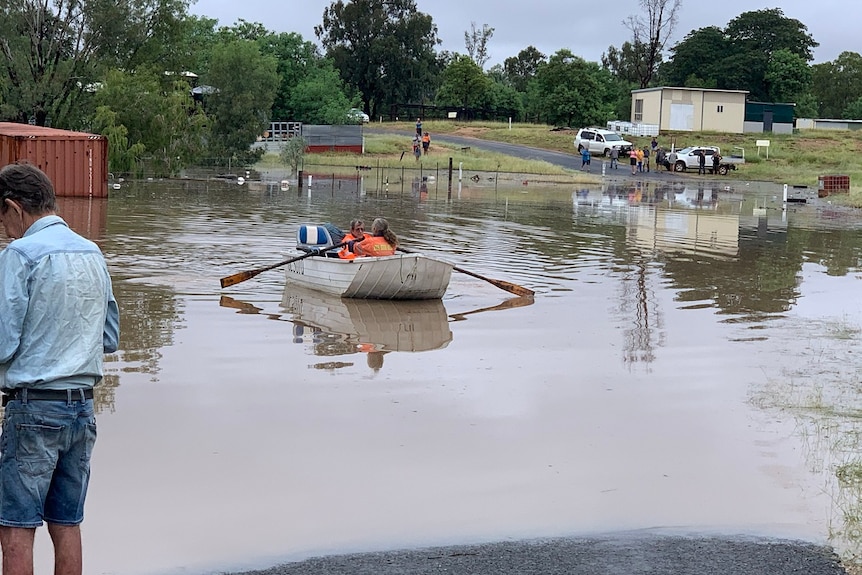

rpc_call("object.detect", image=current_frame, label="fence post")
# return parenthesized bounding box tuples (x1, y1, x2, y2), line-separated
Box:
(448, 157, 453, 200)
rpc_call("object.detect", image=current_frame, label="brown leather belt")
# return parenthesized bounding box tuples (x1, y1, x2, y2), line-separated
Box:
(1, 388, 94, 407)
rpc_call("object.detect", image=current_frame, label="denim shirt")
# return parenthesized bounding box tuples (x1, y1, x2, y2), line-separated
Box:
(0, 215, 120, 390)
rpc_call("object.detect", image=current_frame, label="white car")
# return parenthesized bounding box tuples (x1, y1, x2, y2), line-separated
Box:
(347, 108, 370, 123)
(574, 128, 633, 157)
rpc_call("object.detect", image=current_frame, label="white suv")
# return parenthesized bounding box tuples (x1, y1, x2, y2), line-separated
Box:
(574, 128, 633, 157)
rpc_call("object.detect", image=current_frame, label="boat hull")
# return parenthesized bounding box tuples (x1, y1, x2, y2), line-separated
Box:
(284, 253, 453, 300)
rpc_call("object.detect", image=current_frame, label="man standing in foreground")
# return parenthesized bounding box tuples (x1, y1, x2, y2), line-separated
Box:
(0, 161, 120, 575)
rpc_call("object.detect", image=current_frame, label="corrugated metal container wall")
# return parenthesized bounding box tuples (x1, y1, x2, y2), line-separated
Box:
(0, 123, 108, 198)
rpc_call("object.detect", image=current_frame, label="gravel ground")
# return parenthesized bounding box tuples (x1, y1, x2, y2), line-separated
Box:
(228, 533, 848, 575)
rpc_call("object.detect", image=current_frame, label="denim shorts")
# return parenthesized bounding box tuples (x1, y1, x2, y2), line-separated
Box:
(0, 397, 97, 527)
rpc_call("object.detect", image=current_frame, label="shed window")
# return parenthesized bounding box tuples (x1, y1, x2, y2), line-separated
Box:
(634, 99, 644, 122)
(716, 105, 724, 113)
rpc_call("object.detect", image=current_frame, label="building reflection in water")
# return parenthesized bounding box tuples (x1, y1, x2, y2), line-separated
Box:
(572, 181, 794, 370)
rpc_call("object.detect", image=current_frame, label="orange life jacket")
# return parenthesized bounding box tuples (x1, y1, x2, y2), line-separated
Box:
(338, 232, 363, 259)
(355, 235, 395, 257)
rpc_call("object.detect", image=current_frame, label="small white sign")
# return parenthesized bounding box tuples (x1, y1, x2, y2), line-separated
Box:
(756, 139, 770, 147)
(447, 111, 458, 119)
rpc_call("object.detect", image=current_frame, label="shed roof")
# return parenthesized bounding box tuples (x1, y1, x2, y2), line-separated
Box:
(631, 86, 749, 95)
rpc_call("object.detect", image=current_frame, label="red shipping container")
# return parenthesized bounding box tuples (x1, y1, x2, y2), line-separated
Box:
(0, 122, 108, 198)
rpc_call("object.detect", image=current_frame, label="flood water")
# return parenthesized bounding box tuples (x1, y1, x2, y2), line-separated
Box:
(17, 174, 862, 574)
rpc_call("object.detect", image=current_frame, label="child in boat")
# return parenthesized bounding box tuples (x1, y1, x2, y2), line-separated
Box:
(337, 219, 365, 259)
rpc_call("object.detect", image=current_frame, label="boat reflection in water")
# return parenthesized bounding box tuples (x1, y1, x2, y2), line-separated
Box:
(282, 285, 453, 371)
(220, 287, 534, 372)
(219, 286, 453, 372)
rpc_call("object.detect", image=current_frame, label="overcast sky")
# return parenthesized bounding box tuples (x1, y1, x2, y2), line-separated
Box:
(188, 0, 854, 68)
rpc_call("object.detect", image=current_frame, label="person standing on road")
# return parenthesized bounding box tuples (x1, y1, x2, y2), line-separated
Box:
(629, 149, 638, 175)
(610, 146, 619, 169)
(712, 151, 721, 174)
(643, 146, 650, 173)
(421, 132, 431, 155)
(581, 147, 591, 171)
(412, 136, 421, 161)
(0, 161, 120, 575)
(636, 148, 644, 173)
(415, 118, 422, 137)
(698, 150, 707, 175)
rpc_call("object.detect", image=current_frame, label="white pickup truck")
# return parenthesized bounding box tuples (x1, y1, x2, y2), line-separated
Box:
(668, 146, 745, 175)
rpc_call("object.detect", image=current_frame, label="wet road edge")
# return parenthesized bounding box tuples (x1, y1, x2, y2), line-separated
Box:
(229, 533, 848, 575)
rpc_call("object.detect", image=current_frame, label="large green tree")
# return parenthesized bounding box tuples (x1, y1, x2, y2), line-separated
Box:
(503, 46, 546, 92)
(256, 31, 355, 123)
(663, 9, 818, 101)
(206, 39, 279, 164)
(534, 49, 617, 127)
(659, 26, 730, 87)
(764, 49, 812, 103)
(435, 55, 490, 110)
(315, 0, 441, 118)
(724, 8, 817, 100)
(811, 52, 862, 118)
(94, 68, 208, 175)
(0, 0, 189, 127)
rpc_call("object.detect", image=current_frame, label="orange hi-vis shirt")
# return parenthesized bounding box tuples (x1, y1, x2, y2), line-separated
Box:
(338, 232, 363, 259)
(355, 235, 395, 257)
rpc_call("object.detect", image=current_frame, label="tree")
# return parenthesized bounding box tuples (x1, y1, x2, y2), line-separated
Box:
(765, 49, 811, 103)
(280, 136, 308, 174)
(435, 55, 491, 110)
(0, 0, 189, 127)
(659, 26, 730, 87)
(534, 49, 617, 127)
(287, 65, 356, 124)
(206, 39, 279, 164)
(464, 22, 494, 70)
(92, 107, 146, 174)
(503, 46, 546, 92)
(315, 0, 441, 119)
(724, 8, 818, 100)
(725, 8, 817, 61)
(602, 41, 650, 86)
(845, 97, 862, 120)
(94, 68, 208, 176)
(621, 0, 681, 88)
(811, 52, 862, 118)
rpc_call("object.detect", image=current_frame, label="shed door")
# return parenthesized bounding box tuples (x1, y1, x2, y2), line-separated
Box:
(763, 111, 773, 133)
(669, 103, 694, 131)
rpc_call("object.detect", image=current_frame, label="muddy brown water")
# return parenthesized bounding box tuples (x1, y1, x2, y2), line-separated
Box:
(13, 176, 862, 574)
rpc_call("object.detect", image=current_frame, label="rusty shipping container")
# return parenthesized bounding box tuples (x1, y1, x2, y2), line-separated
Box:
(0, 122, 108, 198)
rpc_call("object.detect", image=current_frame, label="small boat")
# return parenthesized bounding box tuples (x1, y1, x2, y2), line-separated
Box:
(285, 252, 452, 299)
(285, 224, 453, 300)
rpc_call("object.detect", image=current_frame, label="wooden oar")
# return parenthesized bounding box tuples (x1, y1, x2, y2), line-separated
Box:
(220, 242, 347, 288)
(398, 247, 534, 297)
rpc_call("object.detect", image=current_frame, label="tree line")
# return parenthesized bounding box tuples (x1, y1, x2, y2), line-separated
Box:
(0, 0, 859, 175)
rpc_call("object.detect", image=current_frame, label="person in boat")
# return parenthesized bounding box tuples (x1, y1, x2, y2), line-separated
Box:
(337, 219, 366, 259)
(348, 217, 397, 257)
